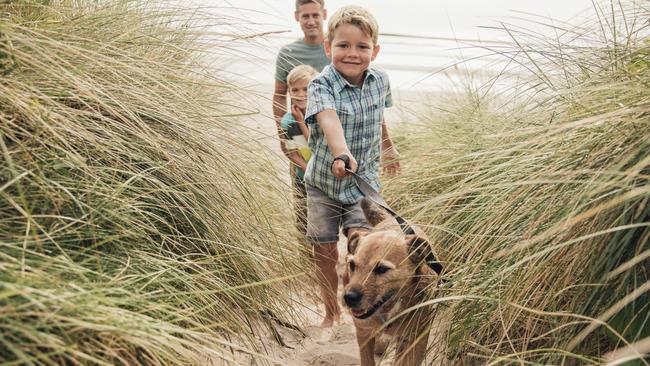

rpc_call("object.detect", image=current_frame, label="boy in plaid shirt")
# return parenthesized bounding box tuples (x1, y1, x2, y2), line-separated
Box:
(304, 5, 400, 327)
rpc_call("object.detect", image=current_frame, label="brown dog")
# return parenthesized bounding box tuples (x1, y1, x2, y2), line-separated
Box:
(343, 198, 437, 366)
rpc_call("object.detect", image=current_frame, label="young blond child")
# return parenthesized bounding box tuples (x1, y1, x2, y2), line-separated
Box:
(281, 65, 319, 238)
(303, 5, 400, 327)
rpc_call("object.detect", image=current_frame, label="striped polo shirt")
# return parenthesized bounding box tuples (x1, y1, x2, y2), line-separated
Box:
(304, 64, 393, 204)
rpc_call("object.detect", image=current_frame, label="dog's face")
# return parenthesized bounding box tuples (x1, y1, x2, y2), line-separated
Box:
(343, 230, 429, 320)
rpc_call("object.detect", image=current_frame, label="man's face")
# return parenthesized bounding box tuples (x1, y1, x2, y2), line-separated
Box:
(294, 3, 326, 40)
(325, 24, 379, 86)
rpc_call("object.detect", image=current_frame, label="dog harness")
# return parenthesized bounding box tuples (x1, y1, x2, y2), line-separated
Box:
(333, 154, 445, 277)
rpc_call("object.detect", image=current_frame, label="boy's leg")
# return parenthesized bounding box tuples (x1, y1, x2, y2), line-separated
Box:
(313, 242, 340, 327)
(342, 201, 373, 248)
(305, 185, 342, 327)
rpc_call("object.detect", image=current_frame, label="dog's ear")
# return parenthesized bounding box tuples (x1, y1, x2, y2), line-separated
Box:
(405, 234, 433, 265)
(360, 198, 392, 226)
(347, 231, 367, 255)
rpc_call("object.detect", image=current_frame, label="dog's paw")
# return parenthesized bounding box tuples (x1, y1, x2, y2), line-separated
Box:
(374, 333, 391, 356)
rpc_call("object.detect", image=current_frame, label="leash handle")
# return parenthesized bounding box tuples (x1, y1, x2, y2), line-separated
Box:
(333, 154, 352, 172)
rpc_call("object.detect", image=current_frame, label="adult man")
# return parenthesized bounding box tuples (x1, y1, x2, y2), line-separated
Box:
(273, 0, 329, 136)
(272, 1, 330, 326)
(273, 1, 329, 236)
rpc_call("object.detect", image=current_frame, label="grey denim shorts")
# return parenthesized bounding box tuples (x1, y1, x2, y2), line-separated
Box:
(305, 184, 372, 244)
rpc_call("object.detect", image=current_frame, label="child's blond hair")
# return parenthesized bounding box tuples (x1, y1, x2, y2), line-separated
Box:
(287, 64, 319, 88)
(327, 6, 378, 45)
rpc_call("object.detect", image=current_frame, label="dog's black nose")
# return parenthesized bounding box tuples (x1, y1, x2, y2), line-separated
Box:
(344, 291, 363, 307)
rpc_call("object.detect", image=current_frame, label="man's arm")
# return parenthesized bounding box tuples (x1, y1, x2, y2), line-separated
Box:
(273, 80, 288, 129)
(316, 109, 357, 178)
(380, 120, 401, 176)
(273, 80, 290, 154)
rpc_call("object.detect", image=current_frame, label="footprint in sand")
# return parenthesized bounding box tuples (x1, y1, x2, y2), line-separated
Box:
(328, 326, 356, 345)
(306, 351, 359, 366)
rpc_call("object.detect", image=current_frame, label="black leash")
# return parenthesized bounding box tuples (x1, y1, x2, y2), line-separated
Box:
(333, 154, 445, 276)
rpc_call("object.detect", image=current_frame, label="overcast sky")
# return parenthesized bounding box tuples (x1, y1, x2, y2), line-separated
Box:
(214, 0, 594, 39)
(199, 0, 599, 91)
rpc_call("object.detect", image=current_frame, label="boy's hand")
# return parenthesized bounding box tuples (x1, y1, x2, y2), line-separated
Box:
(381, 146, 401, 177)
(382, 160, 401, 177)
(291, 103, 305, 123)
(332, 153, 357, 178)
(292, 104, 309, 139)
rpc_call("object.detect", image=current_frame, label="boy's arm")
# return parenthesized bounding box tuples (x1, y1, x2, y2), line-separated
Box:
(379, 71, 399, 176)
(279, 137, 297, 163)
(297, 120, 309, 140)
(380, 120, 401, 177)
(316, 109, 357, 178)
(286, 151, 308, 172)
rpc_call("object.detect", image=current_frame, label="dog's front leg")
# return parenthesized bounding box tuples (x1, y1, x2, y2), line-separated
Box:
(356, 327, 376, 366)
(393, 316, 429, 366)
(393, 336, 429, 366)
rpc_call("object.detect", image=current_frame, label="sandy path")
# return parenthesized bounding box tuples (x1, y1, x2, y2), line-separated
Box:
(208, 238, 445, 366)
(251, 238, 448, 366)
(212, 245, 448, 365)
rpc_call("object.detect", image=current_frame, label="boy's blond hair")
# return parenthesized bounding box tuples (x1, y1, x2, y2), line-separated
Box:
(327, 6, 378, 45)
(287, 64, 319, 88)
(295, 0, 324, 11)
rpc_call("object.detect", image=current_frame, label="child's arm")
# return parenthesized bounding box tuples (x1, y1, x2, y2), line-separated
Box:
(286, 150, 308, 172)
(316, 109, 357, 178)
(279, 116, 307, 171)
(291, 104, 310, 140)
(380, 120, 401, 177)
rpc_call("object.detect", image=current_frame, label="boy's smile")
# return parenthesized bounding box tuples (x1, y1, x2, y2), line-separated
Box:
(325, 24, 380, 86)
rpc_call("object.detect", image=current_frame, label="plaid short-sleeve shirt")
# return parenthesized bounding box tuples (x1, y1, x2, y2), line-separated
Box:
(304, 64, 393, 205)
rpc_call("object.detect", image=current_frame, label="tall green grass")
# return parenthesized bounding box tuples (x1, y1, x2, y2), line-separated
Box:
(385, 1, 649, 364)
(1, 1, 306, 364)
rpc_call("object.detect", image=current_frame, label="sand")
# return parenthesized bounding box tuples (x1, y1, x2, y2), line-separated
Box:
(209, 235, 448, 366)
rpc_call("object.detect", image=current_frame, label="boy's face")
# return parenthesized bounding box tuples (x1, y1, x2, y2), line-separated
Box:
(289, 78, 309, 110)
(325, 24, 380, 86)
(294, 3, 326, 40)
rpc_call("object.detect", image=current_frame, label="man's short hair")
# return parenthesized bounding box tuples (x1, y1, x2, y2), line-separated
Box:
(295, 0, 324, 11)
(287, 65, 319, 87)
(327, 6, 378, 45)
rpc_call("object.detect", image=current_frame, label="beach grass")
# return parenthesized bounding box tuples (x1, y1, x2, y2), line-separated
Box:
(384, 1, 649, 364)
(1, 1, 308, 364)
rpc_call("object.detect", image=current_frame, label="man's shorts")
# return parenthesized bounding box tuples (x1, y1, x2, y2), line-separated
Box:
(305, 184, 372, 244)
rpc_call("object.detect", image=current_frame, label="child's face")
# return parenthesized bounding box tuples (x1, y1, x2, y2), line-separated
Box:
(289, 78, 309, 110)
(325, 24, 379, 86)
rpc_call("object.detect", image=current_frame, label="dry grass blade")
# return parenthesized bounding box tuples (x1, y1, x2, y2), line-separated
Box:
(385, 0, 649, 364)
(1, 1, 308, 364)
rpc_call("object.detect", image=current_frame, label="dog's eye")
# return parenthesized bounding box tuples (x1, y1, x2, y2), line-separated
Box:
(373, 265, 390, 275)
(349, 261, 356, 272)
